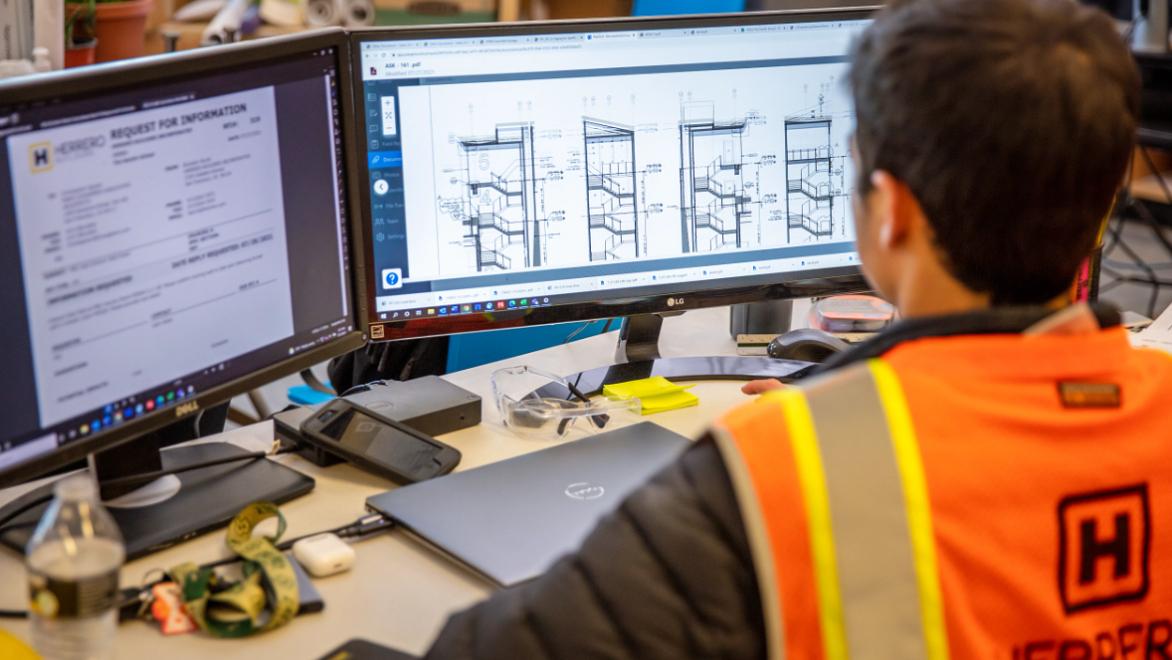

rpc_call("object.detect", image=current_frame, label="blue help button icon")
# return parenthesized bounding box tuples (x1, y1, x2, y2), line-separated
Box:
(381, 268, 402, 289)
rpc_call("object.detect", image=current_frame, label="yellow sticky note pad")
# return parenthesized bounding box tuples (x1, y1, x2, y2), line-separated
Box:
(603, 376, 690, 400)
(639, 390, 700, 415)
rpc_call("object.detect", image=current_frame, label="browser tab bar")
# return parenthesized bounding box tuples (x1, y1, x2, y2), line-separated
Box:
(360, 19, 866, 81)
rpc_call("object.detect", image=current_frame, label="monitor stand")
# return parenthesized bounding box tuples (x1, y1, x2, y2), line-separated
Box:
(0, 433, 314, 560)
(550, 312, 818, 397)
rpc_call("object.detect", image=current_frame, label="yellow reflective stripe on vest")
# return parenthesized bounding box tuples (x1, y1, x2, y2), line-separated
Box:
(776, 389, 849, 660)
(868, 360, 949, 660)
(803, 363, 927, 659)
(719, 359, 950, 659)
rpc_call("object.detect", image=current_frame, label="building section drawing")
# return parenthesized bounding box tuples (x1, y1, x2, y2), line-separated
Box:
(459, 123, 544, 271)
(783, 95, 849, 244)
(583, 119, 639, 261)
(678, 103, 755, 254)
(396, 63, 856, 280)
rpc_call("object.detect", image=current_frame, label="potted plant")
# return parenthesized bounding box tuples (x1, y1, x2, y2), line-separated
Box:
(66, 0, 154, 63)
(64, 0, 97, 68)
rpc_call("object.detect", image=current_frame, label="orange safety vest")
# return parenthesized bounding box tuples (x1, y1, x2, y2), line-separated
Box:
(714, 325, 1172, 659)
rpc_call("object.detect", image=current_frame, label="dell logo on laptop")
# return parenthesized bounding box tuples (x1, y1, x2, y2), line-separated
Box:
(565, 482, 605, 501)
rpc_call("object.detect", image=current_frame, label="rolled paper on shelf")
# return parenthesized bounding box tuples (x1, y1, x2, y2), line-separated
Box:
(201, 0, 251, 45)
(174, 0, 228, 23)
(342, 0, 374, 26)
(306, 0, 338, 26)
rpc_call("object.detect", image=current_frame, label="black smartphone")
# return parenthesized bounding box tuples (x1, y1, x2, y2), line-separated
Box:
(299, 399, 461, 484)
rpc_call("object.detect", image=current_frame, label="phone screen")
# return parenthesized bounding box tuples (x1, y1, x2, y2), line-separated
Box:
(319, 407, 441, 475)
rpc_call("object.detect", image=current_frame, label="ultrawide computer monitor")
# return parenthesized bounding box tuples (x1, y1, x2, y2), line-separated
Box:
(351, 9, 872, 367)
(0, 30, 365, 556)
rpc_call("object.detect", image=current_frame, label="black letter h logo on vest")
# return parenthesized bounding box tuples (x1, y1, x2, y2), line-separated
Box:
(1059, 484, 1151, 614)
(1079, 514, 1130, 585)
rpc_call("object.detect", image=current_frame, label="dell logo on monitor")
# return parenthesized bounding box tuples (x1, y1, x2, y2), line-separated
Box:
(175, 401, 200, 418)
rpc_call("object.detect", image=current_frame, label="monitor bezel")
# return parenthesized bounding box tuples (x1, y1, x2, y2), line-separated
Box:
(0, 29, 370, 486)
(349, 8, 876, 342)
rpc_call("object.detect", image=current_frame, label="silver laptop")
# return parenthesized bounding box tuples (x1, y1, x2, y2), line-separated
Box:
(366, 422, 689, 587)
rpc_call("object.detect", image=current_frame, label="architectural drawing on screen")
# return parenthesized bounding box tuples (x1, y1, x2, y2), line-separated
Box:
(405, 68, 854, 278)
(583, 118, 640, 262)
(784, 108, 848, 243)
(459, 123, 545, 271)
(678, 103, 755, 253)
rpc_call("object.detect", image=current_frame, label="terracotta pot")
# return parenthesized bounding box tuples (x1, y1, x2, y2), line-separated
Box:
(64, 40, 98, 68)
(91, 0, 153, 62)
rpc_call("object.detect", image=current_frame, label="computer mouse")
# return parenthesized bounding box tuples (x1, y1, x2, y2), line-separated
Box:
(767, 328, 850, 363)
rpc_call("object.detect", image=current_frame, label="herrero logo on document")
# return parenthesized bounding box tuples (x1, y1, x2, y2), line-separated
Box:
(28, 142, 52, 173)
(29, 135, 106, 173)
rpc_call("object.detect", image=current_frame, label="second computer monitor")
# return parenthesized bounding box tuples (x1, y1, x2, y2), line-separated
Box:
(0, 30, 364, 486)
(353, 10, 871, 341)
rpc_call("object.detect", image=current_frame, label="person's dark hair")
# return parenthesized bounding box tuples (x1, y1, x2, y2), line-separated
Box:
(850, 0, 1140, 304)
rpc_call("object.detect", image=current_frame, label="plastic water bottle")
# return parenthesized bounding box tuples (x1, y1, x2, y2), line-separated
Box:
(26, 475, 125, 660)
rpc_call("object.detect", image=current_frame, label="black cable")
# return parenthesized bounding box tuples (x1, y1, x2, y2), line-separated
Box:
(1102, 257, 1172, 271)
(1098, 279, 1124, 295)
(562, 317, 618, 346)
(1108, 201, 1165, 317)
(1140, 145, 1172, 206)
(192, 408, 207, 440)
(1100, 264, 1172, 287)
(159, 513, 395, 573)
(1122, 147, 1172, 316)
(1136, 146, 1172, 249)
(0, 609, 25, 619)
(299, 368, 336, 396)
(562, 320, 594, 345)
(1101, 272, 1172, 288)
(341, 379, 387, 397)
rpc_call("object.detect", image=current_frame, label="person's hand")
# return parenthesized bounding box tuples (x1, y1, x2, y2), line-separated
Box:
(741, 379, 786, 395)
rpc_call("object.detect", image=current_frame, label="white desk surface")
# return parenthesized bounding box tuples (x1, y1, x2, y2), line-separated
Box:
(0, 304, 801, 658)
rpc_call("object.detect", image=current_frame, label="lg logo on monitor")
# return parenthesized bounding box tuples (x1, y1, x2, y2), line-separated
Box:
(665, 297, 685, 308)
(381, 268, 402, 289)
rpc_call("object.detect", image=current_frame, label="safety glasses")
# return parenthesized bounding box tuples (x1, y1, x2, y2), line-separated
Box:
(491, 365, 639, 438)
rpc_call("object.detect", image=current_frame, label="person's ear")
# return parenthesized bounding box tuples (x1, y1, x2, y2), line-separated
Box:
(869, 170, 919, 249)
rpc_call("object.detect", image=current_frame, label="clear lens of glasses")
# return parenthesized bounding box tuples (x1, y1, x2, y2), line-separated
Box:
(491, 365, 639, 438)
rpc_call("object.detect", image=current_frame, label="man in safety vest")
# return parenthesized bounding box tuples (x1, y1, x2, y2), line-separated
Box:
(424, 0, 1172, 657)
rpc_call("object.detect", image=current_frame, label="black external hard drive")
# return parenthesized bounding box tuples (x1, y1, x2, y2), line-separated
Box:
(275, 375, 481, 467)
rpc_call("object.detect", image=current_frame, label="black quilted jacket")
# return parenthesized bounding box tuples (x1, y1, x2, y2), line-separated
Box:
(424, 437, 766, 659)
(423, 305, 1122, 659)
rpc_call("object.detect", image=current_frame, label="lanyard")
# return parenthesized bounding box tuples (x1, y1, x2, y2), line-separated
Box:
(168, 502, 299, 638)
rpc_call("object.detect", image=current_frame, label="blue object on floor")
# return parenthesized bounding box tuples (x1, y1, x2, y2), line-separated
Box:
(446, 319, 618, 373)
(288, 383, 335, 406)
(631, 0, 746, 16)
